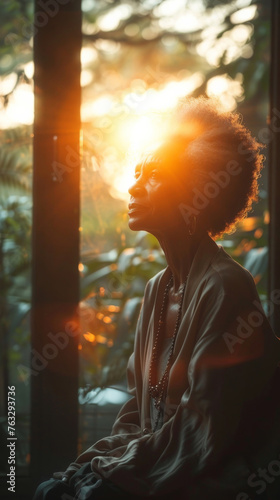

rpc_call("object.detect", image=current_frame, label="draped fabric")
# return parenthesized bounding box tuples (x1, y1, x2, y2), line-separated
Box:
(63, 234, 280, 499)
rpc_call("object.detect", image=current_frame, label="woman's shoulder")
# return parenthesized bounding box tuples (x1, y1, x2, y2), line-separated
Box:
(207, 245, 259, 300)
(144, 268, 167, 298)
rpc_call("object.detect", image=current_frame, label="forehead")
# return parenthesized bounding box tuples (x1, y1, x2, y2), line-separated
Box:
(135, 136, 189, 172)
(135, 153, 163, 173)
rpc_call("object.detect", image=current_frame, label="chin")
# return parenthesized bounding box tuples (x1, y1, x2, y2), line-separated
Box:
(128, 218, 145, 231)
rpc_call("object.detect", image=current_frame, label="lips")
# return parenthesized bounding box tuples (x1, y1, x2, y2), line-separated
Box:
(128, 202, 149, 215)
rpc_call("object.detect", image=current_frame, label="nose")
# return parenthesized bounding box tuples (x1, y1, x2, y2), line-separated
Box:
(128, 177, 145, 196)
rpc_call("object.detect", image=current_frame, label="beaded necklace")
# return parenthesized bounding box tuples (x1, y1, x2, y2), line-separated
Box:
(148, 274, 188, 432)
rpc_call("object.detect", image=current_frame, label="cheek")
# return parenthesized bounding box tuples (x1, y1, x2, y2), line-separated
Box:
(151, 183, 176, 202)
(157, 199, 180, 223)
(148, 182, 182, 217)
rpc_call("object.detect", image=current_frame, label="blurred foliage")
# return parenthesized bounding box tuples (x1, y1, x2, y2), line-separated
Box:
(79, 231, 165, 390)
(0, 126, 32, 197)
(0, 195, 31, 414)
(0, 127, 32, 415)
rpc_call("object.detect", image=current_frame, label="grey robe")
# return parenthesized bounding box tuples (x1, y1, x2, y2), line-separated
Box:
(65, 234, 280, 499)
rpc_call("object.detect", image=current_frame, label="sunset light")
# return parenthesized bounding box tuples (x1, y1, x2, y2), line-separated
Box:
(0, 83, 34, 129)
(0, 0, 258, 198)
(109, 113, 172, 198)
(93, 72, 205, 197)
(118, 115, 164, 155)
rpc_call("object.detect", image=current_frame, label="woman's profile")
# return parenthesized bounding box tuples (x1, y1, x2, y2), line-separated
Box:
(33, 97, 280, 500)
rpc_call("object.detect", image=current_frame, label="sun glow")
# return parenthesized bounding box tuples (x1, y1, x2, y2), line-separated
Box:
(1, 0, 249, 195)
(100, 73, 205, 198)
(110, 113, 171, 198)
(118, 115, 164, 154)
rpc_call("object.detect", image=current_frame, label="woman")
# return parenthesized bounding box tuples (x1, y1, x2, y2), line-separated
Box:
(34, 98, 280, 499)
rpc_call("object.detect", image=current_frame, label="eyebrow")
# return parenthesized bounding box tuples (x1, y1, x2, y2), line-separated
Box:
(135, 156, 162, 173)
(144, 153, 161, 165)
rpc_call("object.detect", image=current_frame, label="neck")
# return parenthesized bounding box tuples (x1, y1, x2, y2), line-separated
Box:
(156, 227, 205, 292)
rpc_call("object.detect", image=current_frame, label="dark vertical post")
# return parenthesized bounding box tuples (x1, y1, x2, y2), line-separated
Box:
(269, 0, 280, 334)
(31, 0, 81, 481)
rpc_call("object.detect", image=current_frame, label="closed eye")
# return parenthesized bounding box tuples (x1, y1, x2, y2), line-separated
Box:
(150, 169, 161, 180)
(134, 160, 161, 181)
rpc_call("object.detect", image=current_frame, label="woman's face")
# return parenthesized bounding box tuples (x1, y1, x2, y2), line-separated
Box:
(128, 154, 186, 235)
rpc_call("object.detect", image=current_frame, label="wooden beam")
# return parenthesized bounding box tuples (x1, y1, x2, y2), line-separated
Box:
(31, 0, 81, 481)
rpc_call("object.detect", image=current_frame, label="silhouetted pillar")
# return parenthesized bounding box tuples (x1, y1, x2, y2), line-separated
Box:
(31, 0, 82, 481)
